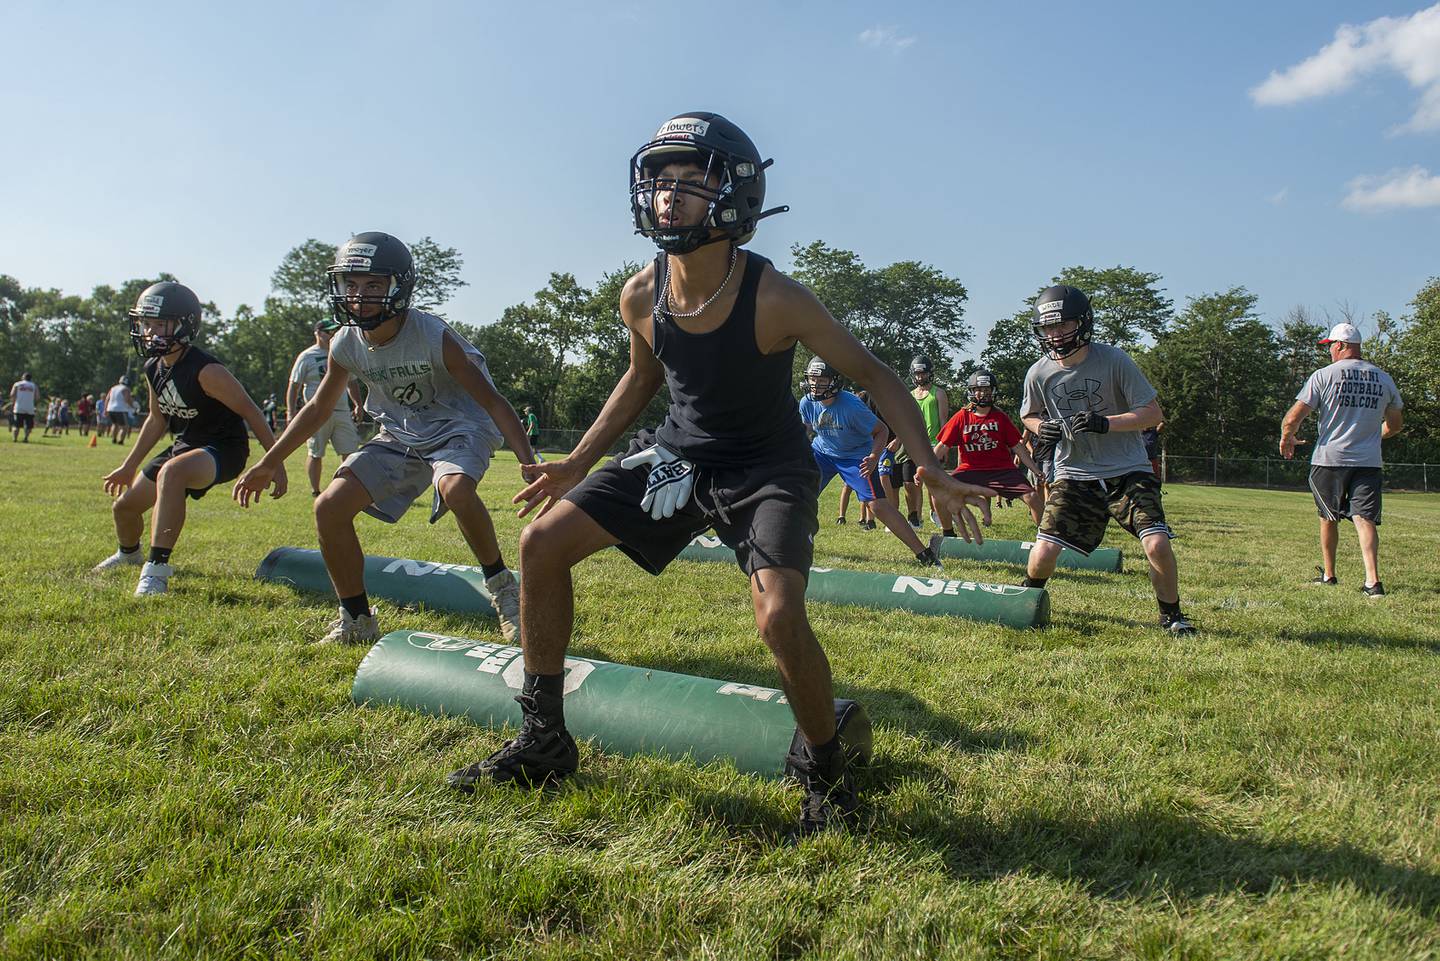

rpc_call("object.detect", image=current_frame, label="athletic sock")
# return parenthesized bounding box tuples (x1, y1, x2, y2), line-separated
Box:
(522, 671, 566, 724)
(481, 556, 507, 579)
(340, 593, 371, 619)
(119, 543, 141, 555)
(1021, 575, 1048, 589)
(1158, 599, 1182, 618)
(907, 512, 920, 526)
(941, 529, 955, 539)
(148, 546, 172, 565)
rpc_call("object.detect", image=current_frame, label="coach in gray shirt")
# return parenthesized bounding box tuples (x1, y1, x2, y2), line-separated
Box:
(1280, 322, 1403, 596)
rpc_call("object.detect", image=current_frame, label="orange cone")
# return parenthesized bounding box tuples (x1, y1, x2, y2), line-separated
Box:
(89, 434, 98, 448)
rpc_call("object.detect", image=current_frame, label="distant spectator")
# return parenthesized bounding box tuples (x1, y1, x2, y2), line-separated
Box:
(106, 375, 136, 445)
(10, 372, 37, 443)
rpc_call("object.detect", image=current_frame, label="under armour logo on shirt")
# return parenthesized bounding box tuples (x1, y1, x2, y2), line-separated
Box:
(1050, 378, 1104, 414)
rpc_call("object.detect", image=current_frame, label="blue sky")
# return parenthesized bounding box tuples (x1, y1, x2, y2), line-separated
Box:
(3, 1, 1437, 356)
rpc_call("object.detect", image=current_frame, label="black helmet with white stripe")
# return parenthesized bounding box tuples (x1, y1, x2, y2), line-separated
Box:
(327, 232, 415, 331)
(128, 281, 202, 358)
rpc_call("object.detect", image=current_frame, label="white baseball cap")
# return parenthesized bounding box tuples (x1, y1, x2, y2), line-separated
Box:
(1319, 323, 1361, 345)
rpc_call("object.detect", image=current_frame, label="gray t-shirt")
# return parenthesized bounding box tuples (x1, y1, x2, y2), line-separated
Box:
(1296, 359, 1402, 467)
(1021, 343, 1157, 481)
(330, 309, 503, 454)
(289, 344, 349, 413)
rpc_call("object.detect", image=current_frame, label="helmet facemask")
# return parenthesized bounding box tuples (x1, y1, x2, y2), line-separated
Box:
(1032, 314, 1093, 359)
(128, 308, 198, 359)
(803, 358, 842, 400)
(632, 146, 749, 254)
(328, 272, 406, 331)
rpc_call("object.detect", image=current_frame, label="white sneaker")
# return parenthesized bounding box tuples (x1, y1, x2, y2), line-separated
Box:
(134, 561, 174, 596)
(485, 569, 522, 643)
(93, 548, 144, 572)
(319, 607, 380, 645)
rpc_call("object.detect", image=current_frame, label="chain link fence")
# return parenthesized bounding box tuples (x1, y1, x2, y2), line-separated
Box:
(1161, 454, 1435, 493)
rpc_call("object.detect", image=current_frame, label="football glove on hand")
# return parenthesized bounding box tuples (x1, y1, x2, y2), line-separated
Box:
(1068, 411, 1109, 434)
(1036, 419, 1066, 444)
(620, 443, 695, 520)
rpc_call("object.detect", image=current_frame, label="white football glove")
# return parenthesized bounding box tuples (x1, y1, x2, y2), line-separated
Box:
(620, 443, 695, 520)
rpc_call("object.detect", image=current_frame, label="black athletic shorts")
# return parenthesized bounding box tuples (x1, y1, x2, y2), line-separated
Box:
(1037, 471, 1172, 556)
(14, 413, 34, 430)
(897, 459, 919, 485)
(142, 440, 249, 500)
(108, 411, 129, 427)
(1309, 465, 1382, 525)
(567, 429, 821, 579)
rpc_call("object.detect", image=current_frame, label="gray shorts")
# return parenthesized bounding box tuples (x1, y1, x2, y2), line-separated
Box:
(307, 410, 360, 459)
(340, 432, 492, 524)
(1309, 465, 1382, 525)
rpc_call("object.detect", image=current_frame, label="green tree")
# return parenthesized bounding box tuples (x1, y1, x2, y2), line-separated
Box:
(1368, 278, 1440, 462)
(790, 240, 970, 383)
(978, 309, 1042, 413)
(1051, 265, 1173, 350)
(1142, 287, 1284, 457)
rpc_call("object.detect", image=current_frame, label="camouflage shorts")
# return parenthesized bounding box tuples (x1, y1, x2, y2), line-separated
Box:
(1037, 471, 1172, 555)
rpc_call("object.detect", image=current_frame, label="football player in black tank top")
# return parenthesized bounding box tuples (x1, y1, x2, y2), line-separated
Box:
(448, 113, 996, 833)
(94, 282, 286, 597)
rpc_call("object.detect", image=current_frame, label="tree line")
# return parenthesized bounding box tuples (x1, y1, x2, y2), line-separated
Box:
(3, 241, 1436, 462)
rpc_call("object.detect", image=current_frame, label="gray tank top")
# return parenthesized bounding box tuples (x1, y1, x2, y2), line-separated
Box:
(330, 309, 502, 453)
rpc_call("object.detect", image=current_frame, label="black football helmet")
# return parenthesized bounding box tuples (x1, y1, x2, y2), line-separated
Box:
(967, 368, 997, 407)
(327, 232, 415, 330)
(1032, 285, 1094, 359)
(909, 355, 934, 386)
(128, 281, 202, 358)
(630, 112, 789, 254)
(803, 356, 842, 400)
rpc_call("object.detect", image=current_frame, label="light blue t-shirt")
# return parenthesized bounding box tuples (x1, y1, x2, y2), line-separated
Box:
(799, 391, 877, 462)
(1297, 359, 1402, 467)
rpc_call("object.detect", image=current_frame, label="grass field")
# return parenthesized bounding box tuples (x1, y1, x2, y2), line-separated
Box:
(3, 432, 1439, 960)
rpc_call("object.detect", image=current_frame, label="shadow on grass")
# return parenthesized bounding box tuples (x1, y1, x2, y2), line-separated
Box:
(893, 806, 1440, 916)
(1282, 625, 1440, 654)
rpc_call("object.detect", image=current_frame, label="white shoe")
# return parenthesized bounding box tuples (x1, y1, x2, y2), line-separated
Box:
(319, 607, 380, 645)
(930, 511, 941, 528)
(93, 548, 144, 572)
(134, 561, 174, 596)
(485, 569, 522, 643)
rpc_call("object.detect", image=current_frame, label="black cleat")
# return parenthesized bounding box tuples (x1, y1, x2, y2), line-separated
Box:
(787, 743, 859, 836)
(1310, 567, 1337, 585)
(448, 692, 578, 792)
(1161, 612, 1198, 637)
(834, 516, 847, 525)
(1362, 582, 1386, 597)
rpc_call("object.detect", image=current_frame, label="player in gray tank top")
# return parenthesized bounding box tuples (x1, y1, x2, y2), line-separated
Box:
(234, 231, 539, 645)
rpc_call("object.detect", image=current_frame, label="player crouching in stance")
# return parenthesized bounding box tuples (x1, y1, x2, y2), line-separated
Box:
(94, 282, 285, 595)
(447, 112, 993, 835)
(233, 232, 538, 645)
(933, 368, 1044, 528)
(1019, 285, 1196, 636)
(801, 358, 946, 570)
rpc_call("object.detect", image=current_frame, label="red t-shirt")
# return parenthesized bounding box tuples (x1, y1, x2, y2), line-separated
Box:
(936, 406, 1022, 471)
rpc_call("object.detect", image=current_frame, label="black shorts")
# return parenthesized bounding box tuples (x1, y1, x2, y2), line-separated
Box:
(1038, 471, 1172, 556)
(142, 440, 249, 500)
(897, 459, 920, 485)
(14, 413, 34, 430)
(1309, 465, 1382, 525)
(108, 411, 129, 427)
(567, 429, 821, 579)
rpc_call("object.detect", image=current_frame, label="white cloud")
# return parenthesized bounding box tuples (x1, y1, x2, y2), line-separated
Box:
(859, 26, 916, 53)
(1342, 165, 1440, 210)
(1250, 3, 1440, 132)
(1268, 186, 1290, 205)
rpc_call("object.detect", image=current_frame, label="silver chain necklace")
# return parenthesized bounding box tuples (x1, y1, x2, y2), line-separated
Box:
(656, 245, 738, 320)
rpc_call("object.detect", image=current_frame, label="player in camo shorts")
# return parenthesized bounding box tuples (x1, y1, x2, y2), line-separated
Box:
(1019, 284, 1197, 636)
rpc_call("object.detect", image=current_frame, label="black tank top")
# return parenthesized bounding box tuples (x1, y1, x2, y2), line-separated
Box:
(652, 251, 809, 467)
(145, 346, 248, 448)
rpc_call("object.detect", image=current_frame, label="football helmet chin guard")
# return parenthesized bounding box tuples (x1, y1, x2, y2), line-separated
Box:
(803, 356, 842, 401)
(630, 112, 789, 254)
(1032, 285, 1094, 359)
(128, 281, 202, 358)
(967, 368, 996, 408)
(327, 232, 415, 331)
